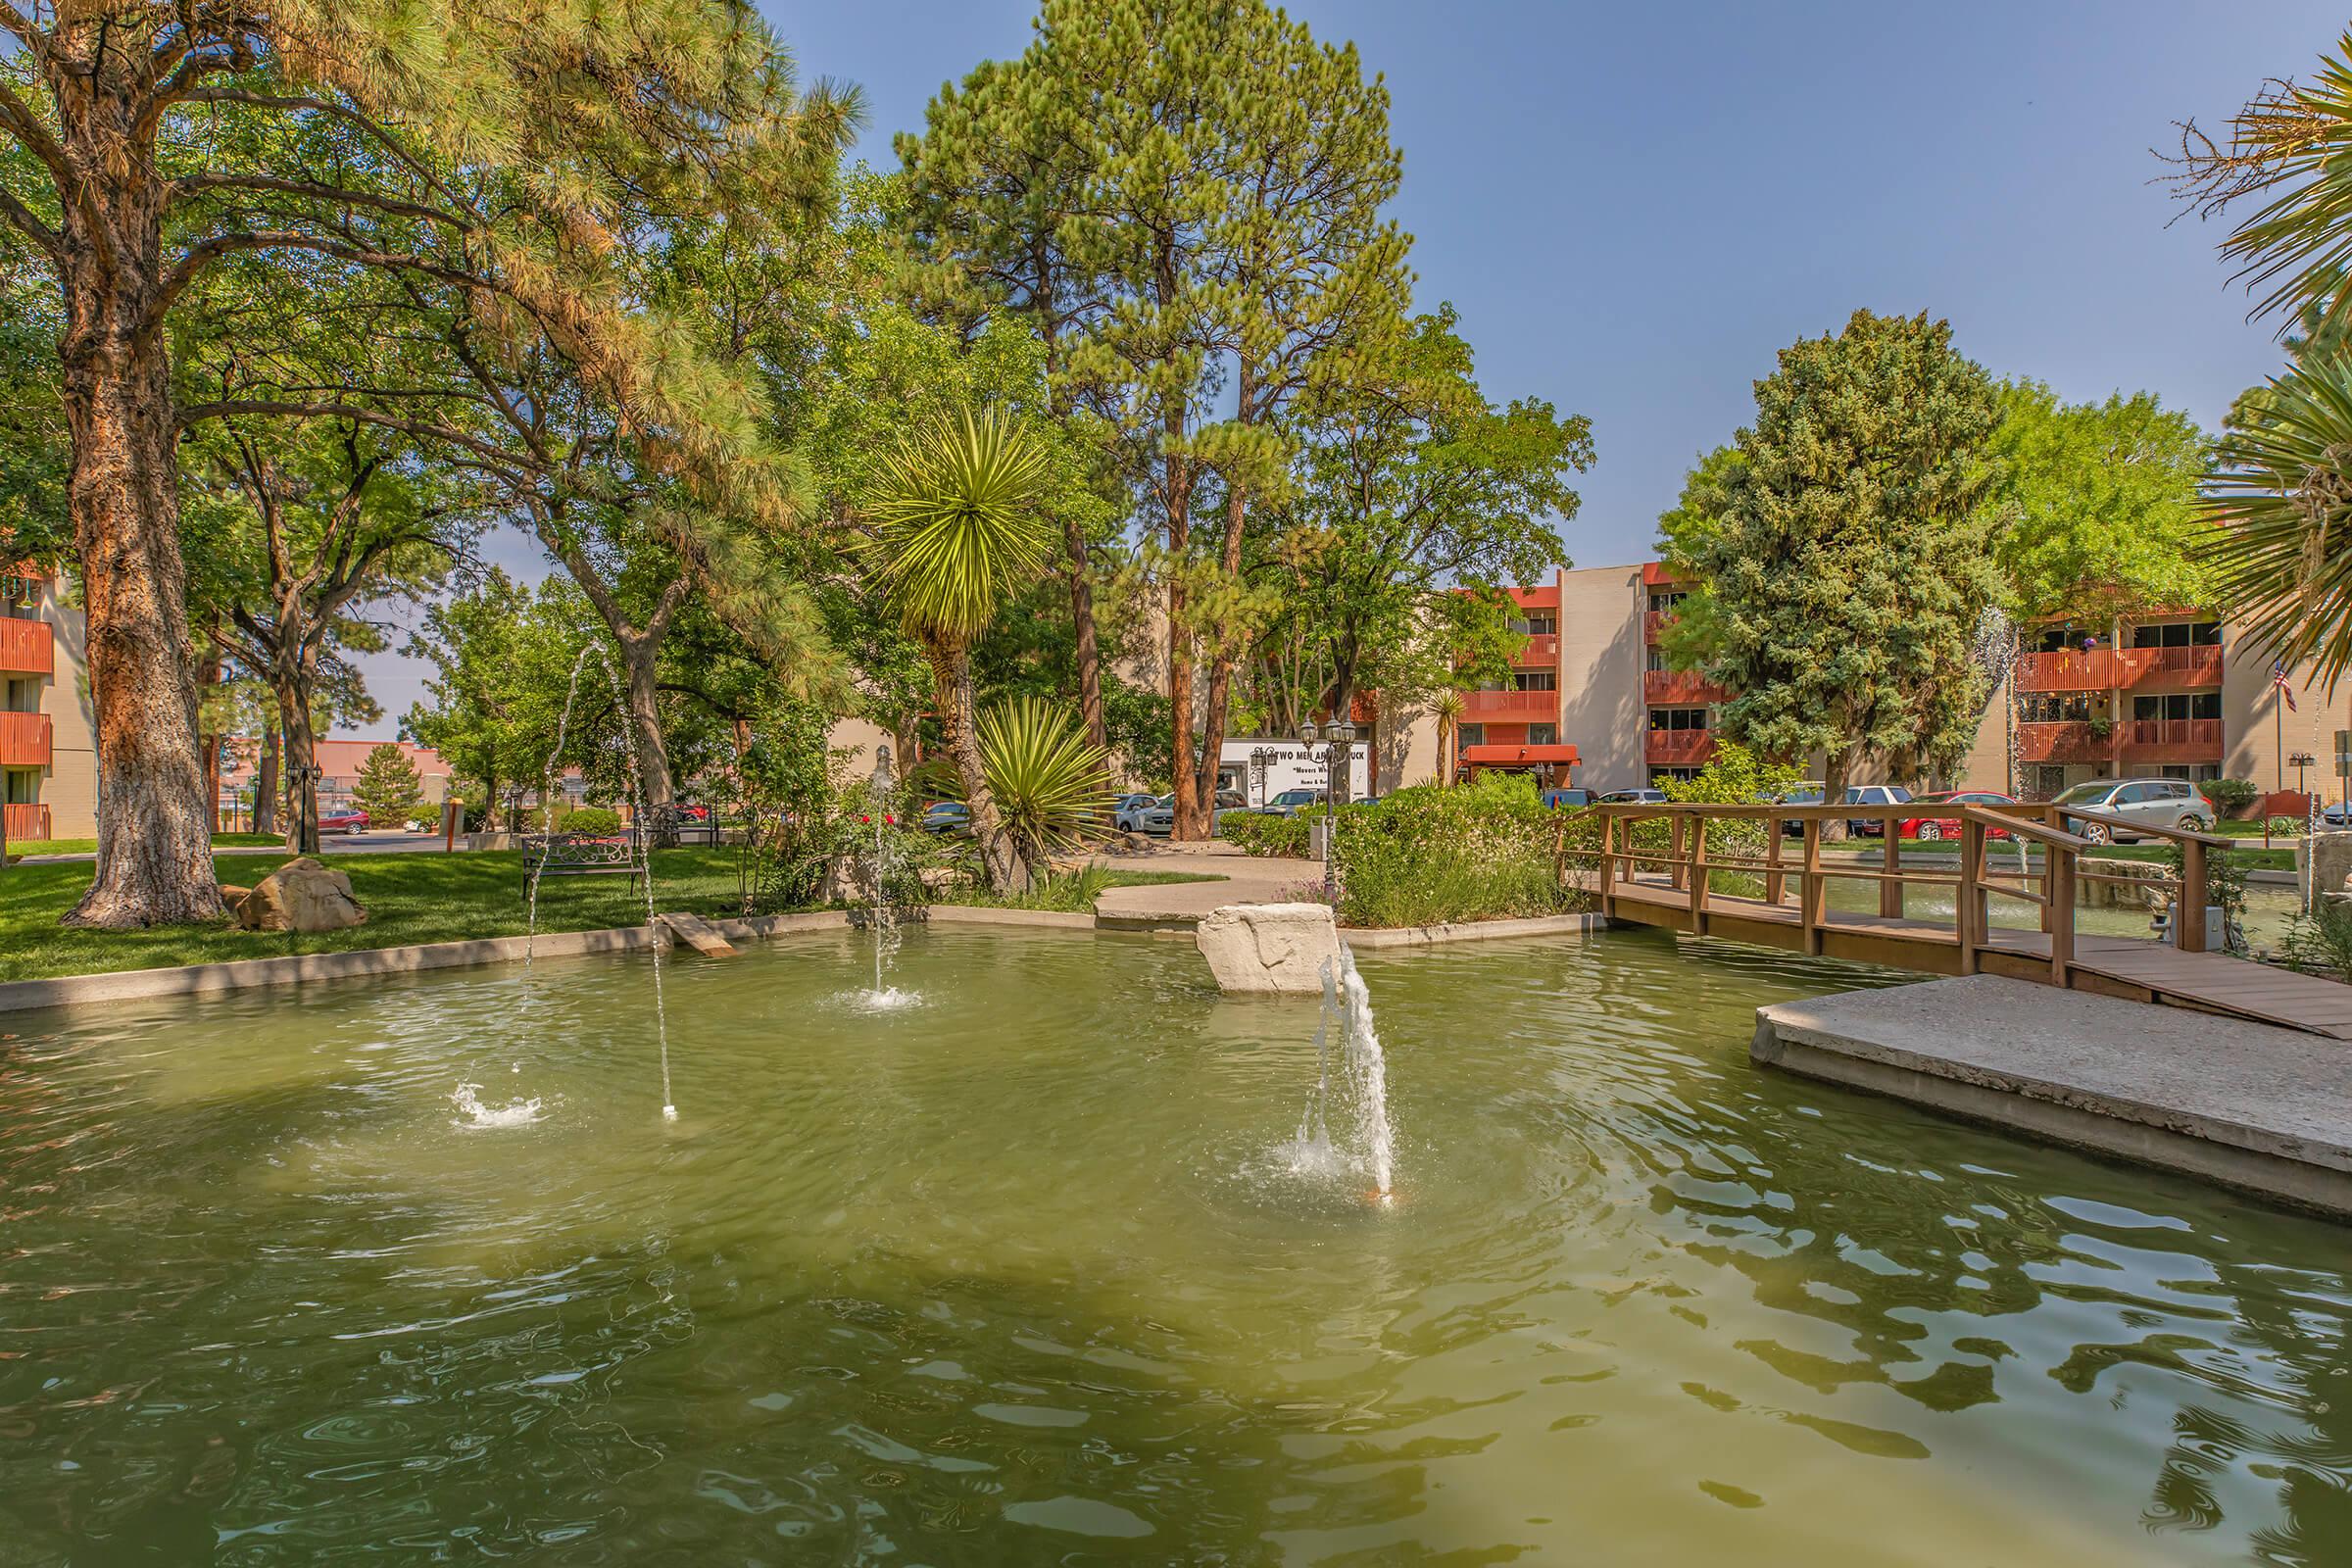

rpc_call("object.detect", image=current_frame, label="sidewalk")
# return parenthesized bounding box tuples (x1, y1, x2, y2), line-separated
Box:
(1088, 840, 1309, 922)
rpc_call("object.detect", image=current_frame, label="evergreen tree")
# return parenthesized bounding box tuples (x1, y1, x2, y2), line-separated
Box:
(351, 744, 425, 831)
(0, 0, 849, 926)
(1675, 310, 2004, 832)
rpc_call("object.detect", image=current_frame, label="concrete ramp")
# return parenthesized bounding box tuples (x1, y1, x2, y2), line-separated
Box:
(1754, 976, 2352, 1219)
(656, 911, 739, 957)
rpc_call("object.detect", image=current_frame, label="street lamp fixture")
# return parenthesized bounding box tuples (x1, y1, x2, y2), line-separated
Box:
(1298, 716, 1360, 903)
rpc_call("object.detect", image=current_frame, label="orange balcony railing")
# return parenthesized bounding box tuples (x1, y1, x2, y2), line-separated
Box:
(0, 710, 52, 766)
(1643, 668, 1727, 705)
(1462, 688, 1560, 724)
(1512, 632, 1558, 665)
(1644, 728, 1716, 766)
(2114, 646, 2223, 690)
(2, 802, 49, 842)
(0, 616, 50, 675)
(2121, 717, 2225, 762)
(2013, 648, 2115, 693)
(2017, 720, 2112, 764)
(1642, 611, 1672, 644)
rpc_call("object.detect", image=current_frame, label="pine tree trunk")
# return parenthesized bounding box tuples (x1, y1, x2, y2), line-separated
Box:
(618, 633, 676, 837)
(1821, 745, 1854, 844)
(930, 643, 1024, 894)
(255, 726, 278, 838)
(56, 286, 222, 925)
(1065, 524, 1107, 758)
(46, 46, 220, 927)
(276, 671, 320, 857)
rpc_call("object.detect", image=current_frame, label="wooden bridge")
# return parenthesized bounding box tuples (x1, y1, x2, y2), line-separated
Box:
(1584, 801, 2352, 1040)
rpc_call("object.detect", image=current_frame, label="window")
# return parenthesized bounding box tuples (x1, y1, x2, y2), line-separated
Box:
(2113, 782, 2156, 805)
(1515, 612, 1556, 636)
(1647, 707, 1708, 732)
(2133, 693, 2224, 721)
(1528, 723, 1558, 746)
(2160, 765, 2192, 782)
(1457, 724, 1485, 751)
(1, 677, 36, 714)
(1646, 590, 1687, 613)
(3, 768, 33, 806)
(2022, 693, 2093, 723)
(2130, 619, 2221, 650)
(1513, 670, 1556, 692)
(1644, 649, 1668, 673)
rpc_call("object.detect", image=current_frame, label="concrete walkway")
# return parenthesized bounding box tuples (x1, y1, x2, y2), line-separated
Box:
(1754, 975, 2352, 1217)
(1087, 841, 1307, 924)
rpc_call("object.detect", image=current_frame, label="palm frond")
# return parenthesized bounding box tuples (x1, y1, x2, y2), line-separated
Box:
(865, 408, 1055, 646)
(2199, 355, 2352, 684)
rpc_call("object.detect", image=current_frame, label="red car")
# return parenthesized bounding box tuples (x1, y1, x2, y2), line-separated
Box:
(318, 807, 370, 834)
(1898, 791, 2016, 843)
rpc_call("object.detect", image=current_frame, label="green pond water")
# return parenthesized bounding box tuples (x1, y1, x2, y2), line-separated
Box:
(1, 925, 2346, 1565)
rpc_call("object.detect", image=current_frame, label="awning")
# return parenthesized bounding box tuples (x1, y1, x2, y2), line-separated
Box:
(1459, 744, 1579, 767)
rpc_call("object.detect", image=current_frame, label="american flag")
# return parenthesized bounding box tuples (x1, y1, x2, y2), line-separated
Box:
(2274, 662, 2298, 713)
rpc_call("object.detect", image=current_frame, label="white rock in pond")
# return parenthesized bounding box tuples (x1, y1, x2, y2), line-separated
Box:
(236, 857, 368, 933)
(1195, 903, 1344, 994)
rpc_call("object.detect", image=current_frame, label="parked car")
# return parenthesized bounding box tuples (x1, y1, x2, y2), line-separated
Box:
(1259, 787, 1324, 817)
(1841, 783, 1914, 837)
(919, 801, 969, 834)
(2050, 777, 2217, 843)
(1898, 790, 2019, 842)
(1542, 787, 1593, 809)
(2325, 800, 2352, 827)
(1597, 788, 1669, 806)
(1112, 793, 1162, 833)
(318, 807, 368, 834)
(1137, 788, 1252, 835)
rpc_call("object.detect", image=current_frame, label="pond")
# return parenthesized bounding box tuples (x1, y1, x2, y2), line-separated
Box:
(1, 926, 2345, 1564)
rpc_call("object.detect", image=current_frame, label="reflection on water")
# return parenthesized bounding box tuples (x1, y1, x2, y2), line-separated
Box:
(0, 926, 2343, 1564)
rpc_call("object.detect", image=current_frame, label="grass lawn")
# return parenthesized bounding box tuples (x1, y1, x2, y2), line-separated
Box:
(6, 832, 282, 860)
(0, 853, 1236, 984)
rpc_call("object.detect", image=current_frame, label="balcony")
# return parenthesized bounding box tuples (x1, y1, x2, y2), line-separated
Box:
(1642, 611, 1672, 644)
(2013, 645, 2224, 693)
(2114, 645, 2223, 689)
(2017, 720, 2112, 765)
(2013, 649, 2114, 693)
(0, 616, 51, 675)
(1512, 632, 1558, 665)
(1644, 728, 1716, 767)
(2121, 717, 2225, 763)
(1462, 688, 1559, 724)
(1643, 668, 1727, 705)
(0, 710, 52, 766)
(2, 802, 48, 842)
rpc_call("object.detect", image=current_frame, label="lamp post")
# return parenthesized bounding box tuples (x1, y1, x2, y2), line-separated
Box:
(1248, 745, 1279, 808)
(1298, 717, 1357, 902)
(2291, 750, 2316, 799)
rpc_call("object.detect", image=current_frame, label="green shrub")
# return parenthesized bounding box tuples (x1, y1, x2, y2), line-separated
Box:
(2203, 776, 2259, 816)
(563, 807, 623, 835)
(2279, 897, 2352, 982)
(1328, 774, 1586, 928)
(1222, 809, 1315, 858)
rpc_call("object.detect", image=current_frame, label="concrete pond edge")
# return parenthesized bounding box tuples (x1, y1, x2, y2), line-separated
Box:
(0, 902, 1602, 1014)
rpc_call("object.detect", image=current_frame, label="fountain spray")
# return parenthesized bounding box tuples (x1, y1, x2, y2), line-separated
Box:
(524, 642, 677, 1123)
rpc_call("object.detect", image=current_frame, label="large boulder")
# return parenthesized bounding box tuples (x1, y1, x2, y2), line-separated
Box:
(1195, 902, 1345, 994)
(2300, 831, 2352, 906)
(236, 857, 368, 933)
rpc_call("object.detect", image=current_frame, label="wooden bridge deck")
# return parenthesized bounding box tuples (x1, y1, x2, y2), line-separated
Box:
(1606, 872, 2352, 1039)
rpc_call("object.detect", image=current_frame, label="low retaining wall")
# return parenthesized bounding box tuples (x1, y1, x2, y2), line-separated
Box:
(0, 900, 1607, 1016)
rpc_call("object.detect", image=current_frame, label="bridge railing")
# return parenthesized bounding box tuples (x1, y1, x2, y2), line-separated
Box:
(1582, 799, 2228, 978)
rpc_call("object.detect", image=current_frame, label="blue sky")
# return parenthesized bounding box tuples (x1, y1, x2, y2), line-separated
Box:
(357, 1, 2351, 732)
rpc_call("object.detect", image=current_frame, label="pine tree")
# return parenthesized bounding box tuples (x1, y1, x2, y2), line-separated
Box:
(351, 745, 425, 832)
(1678, 311, 2004, 833)
(0, 0, 851, 926)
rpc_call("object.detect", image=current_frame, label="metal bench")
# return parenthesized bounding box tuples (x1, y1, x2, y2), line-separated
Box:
(521, 831, 645, 892)
(644, 805, 720, 848)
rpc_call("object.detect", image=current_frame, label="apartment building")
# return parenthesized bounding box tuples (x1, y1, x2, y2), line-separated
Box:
(1, 564, 96, 842)
(1459, 561, 2330, 799)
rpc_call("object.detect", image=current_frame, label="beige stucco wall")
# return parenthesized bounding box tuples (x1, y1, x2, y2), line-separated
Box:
(2225, 650, 2334, 797)
(1557, 564, 1647, 792)
(34, 583, 98, 838)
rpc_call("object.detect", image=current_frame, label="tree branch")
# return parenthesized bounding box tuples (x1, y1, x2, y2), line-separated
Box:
(0, 182, 60, 261)
(167, 172, 466, 228)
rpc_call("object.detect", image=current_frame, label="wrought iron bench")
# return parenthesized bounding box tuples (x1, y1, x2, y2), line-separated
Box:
(521, 831, 645, 892)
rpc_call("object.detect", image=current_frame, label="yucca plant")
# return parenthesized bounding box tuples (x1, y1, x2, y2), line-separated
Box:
(972, 699, 1117, 885)
(1431, 688, 1466, 785)
(2201, 357, 2352, 684)
(866, 409, 1055, 892)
